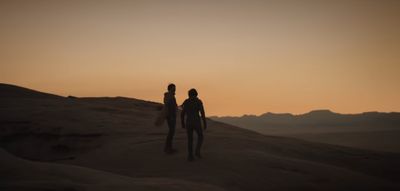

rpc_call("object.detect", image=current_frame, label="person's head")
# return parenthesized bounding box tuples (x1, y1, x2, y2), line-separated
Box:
(188, 88, 198, 98)
(167, 83, 176, 93)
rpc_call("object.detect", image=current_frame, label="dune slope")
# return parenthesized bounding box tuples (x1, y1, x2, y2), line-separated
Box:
(1, 83, 400, 191)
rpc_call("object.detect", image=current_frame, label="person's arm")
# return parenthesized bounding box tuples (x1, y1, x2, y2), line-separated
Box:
(200, 100, 207, 130)
(163, 93, 168, 105)
(164, 93, 176, 116)
(163, 93, 170, 114)
(181, 103, 186, 129)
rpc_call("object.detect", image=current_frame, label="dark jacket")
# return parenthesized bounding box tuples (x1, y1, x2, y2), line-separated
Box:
(181, 97, 205, 127)
(164, 92, 177, 119)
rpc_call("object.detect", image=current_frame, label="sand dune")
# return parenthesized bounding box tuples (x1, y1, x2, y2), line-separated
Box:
(1, 83, 400, 191)
(0, 148, 224, 191)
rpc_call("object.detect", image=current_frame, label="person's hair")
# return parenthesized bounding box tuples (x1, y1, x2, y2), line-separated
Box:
(167, 83, 175, 91)
(188, 88, 198, 97)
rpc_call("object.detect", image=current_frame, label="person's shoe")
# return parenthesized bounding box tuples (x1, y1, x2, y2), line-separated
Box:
(195, 152, 202, 159)
(187, 155, 194, 162)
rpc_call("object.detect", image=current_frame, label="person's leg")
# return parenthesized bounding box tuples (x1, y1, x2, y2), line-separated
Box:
(187, 126, 194, 161)
(194, 125, 204, 158)
(165, 117, 176, 153)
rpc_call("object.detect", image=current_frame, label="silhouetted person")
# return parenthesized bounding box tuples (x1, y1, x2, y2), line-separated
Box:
(164, 83, 178, 154)
(181, 88, 207, 161)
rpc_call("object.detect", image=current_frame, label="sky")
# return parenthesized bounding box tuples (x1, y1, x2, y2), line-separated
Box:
(1, 0, 400, 116)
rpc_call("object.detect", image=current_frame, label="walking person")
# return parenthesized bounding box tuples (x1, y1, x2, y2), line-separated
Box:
(181, 88, 207, 161)
(163, 83, 178, 154)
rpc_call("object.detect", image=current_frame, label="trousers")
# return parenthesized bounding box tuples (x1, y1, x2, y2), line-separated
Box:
(165, 117, 176, 150)
(186, 124, 203, 156)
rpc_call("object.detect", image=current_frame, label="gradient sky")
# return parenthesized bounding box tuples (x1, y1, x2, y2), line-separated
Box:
(1, 0, 400, 116)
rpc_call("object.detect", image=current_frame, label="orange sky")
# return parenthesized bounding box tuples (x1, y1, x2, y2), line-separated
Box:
(1, 0, 400, 116)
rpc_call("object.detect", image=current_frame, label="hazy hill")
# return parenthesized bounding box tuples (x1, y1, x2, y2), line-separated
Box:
(212, 110, 400, 128)
(0, 83, 62, 99)
(211, 110, 400, 152)
(1, 83, 400, 191)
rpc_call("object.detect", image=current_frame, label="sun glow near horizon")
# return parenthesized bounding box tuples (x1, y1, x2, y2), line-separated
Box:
(1, 0, 400, 116)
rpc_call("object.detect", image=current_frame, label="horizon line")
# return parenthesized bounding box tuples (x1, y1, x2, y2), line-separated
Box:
(2, 82, 399, 117)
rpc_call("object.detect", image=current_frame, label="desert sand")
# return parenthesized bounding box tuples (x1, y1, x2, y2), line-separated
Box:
(1, 83, 400, 191)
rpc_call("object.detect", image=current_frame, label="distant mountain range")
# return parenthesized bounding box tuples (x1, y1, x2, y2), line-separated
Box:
(211, 110, 400, 128)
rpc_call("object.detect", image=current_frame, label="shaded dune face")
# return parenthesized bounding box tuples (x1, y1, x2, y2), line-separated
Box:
(0, 95, 160, 161)
(0, 148, 226, 191)
(1, 83, 400, 191)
